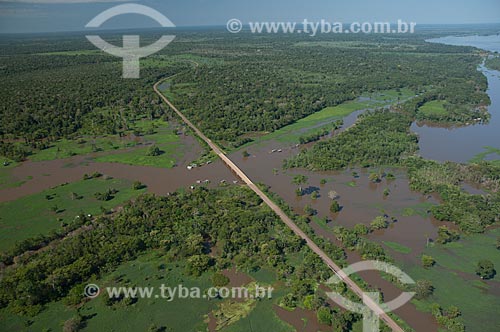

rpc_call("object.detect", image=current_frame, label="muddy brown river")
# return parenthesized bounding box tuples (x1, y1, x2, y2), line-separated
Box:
(228, 139, 444, 331)
(0, 134, 237, 203)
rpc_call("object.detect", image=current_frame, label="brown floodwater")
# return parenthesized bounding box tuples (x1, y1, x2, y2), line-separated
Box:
(230, 140, 450, 259)
(0, 122, 447, 331)
(229, 140, 443, 331)
(309, 221, 440, 332)
(1, 92, 494, 331)
(274, 305, 332, 332)
(222, 268, 254, 288)
(0, 134, 237, 203)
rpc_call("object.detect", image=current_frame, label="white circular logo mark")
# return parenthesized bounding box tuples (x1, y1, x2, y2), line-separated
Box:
(226, 19, 243, 33)
(326, 261, 415, 332)
(84, 283, 101, 298)
(85, 4, 176, 78)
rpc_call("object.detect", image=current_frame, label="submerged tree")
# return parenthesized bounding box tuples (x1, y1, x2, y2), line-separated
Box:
(330, 200, 341, 213)
(421, 255, 436, 269)
(292, 174, 308, 195)
(476, 260, 496, 280)
(415, 279, 434, 299)
(147, 145, 162, 156)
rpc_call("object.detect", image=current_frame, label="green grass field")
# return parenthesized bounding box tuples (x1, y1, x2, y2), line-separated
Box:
(93, 120, 181, 168)
(0, 252, 213, 332)
(382, 241, 412, 254)
(29, 137, 138, 162)
(94, 146, 178, 168)
(312, 215, 330, 231)
(404, 228, 500, 332)
(469, 146, 500, 166)
(0, 251, 291, 332)
(399, 202, 435, 218)
(22, 119, 181, 168)
(80, 254, 216, 332)
(248, 267, 277, 285)
(0, 177, 145, 252)
(417, 100, 448, 117)
(0, 301, 75, 332)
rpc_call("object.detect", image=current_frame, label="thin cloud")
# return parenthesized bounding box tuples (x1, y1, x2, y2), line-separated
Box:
(0, 7, 48, 16)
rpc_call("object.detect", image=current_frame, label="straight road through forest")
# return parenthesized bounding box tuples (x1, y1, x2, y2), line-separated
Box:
(153, 76, 406, 332)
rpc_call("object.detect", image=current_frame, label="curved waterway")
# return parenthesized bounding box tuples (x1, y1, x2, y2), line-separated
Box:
(412, 35, 500, 163)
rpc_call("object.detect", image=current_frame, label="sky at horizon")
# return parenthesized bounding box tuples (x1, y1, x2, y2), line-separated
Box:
(1, 0, 500, 34)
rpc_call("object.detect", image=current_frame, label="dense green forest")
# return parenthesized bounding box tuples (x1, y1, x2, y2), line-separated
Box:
(284, 110, 419, 170)
(485, 57, 500, 71)
(405, 157, 500, 232)
(0, 54, 185, 160)
(169, 33, 488, 143)
(0, 32, 190, 161)
(0, 30, 490, 161)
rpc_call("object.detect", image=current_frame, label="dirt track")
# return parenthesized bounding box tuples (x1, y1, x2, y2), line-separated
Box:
(153, 77, 406, 332)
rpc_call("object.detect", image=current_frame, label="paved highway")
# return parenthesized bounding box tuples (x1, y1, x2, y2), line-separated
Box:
(154, 77, 405, 332)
